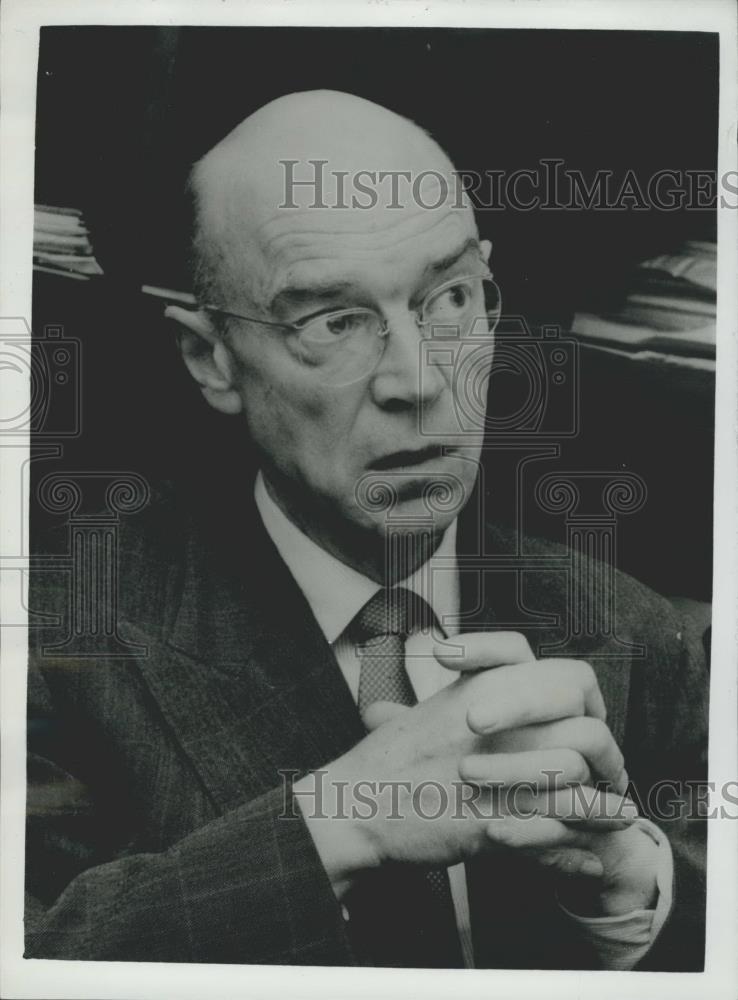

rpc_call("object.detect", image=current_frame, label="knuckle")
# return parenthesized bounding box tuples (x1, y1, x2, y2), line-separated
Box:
(582, 715, 610, 750)
(504, 630, 528, 646)
(562, 749, 590, 783)
(514, 633, 535, 660)
(576, 659, 598, 692)
(560, 714, 592, 749)
(582, 717, 624, 774)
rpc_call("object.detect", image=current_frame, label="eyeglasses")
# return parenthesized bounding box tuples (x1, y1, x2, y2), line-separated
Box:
(203, 271, 501, 386)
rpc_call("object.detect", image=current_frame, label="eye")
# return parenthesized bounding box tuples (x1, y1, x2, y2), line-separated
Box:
(326, 312, 364, 336)
(300, 309, 373, 344)
(423, 278, 477, 322)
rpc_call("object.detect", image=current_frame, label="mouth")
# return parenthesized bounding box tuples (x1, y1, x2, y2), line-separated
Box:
(369, 445, 455, 471)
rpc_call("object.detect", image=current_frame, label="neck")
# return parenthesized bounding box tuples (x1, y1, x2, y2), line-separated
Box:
(261, 472, 444, 585)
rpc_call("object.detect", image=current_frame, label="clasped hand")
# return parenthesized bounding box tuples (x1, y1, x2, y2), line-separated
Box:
(297, 632, 659, 914)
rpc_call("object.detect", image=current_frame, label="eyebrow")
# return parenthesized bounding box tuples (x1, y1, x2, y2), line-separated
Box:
(268, 237, 482, 316)
(269, 281, 355, 316)
(423, 236, 482, 277)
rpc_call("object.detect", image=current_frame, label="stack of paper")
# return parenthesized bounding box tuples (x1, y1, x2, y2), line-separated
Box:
(573, 241, 716, 367)
(33, 205, 104, 280)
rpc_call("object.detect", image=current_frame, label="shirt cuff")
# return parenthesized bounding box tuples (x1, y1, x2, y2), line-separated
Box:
(557, 818, 674, 971)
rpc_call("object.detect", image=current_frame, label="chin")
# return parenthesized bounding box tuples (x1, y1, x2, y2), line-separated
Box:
(372, 497, 458, 536)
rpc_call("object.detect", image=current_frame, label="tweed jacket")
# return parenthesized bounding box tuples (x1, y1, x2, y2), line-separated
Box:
(25, 479, 708, 969)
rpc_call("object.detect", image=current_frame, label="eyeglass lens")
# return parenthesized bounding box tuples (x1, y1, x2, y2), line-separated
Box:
(295, 275, 500, 386)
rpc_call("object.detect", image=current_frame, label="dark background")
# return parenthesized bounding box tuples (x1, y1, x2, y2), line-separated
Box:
(32, 26, 717, 599)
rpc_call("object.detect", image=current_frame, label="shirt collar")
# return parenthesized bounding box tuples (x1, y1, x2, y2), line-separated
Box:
(254, 471, 459, 644)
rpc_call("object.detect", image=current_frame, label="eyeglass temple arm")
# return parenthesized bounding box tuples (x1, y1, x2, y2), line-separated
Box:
(201, 304, 292, 330)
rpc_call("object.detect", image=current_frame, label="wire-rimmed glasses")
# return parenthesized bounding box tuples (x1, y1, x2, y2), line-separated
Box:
(203, 271, 501, 386)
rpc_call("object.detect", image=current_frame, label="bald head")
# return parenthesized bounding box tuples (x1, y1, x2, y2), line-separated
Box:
(174, 90, 491, 564)
(205, 89, 450, 176)
(188, 90, 474, 309)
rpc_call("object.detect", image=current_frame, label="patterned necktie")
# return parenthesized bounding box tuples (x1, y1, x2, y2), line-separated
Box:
(350, 586, 463, 965)
(355, 587, 432, 713)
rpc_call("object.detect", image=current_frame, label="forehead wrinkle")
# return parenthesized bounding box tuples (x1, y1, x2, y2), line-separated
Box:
(258, 205, 473, 263)
(205, 188, 471, 308)
(260, 215, 474, 303)
(265, 230, 478, 314)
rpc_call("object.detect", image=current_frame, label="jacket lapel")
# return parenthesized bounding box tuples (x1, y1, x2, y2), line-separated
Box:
(129, 489, 365, 814)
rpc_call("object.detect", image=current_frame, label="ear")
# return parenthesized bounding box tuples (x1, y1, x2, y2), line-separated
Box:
(479, 239, 492, 264)
(164, 305, 242, 415)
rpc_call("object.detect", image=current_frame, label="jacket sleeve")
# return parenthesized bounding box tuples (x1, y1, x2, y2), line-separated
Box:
(624, 592, 710, 972)
(24, 663, 354, 965)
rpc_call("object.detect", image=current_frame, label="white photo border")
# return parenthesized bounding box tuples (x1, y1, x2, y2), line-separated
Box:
(2, 2, 736, 998)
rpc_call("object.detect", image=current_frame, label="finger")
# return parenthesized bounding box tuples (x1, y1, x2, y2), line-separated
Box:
(537, 786, 638, 829)
(483, 783, 635, 829)
(362, 701, 409, 731)
(528, 847, 604, 879)
(459, 748, 591, 788)
(487, 717, 626, 792)
(466, 659, 606, 735)
(536, 717, 626, 792)
(433, 631, 534, 672)
(485, 813, 590, 852)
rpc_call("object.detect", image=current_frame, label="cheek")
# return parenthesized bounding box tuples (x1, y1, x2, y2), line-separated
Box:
(236, 359, 364, 474)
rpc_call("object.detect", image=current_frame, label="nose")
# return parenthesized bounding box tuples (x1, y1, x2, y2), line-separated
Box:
(369, 306, 447, 411)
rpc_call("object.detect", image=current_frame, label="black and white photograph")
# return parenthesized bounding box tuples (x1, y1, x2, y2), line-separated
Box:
(1, 2, 736, 999)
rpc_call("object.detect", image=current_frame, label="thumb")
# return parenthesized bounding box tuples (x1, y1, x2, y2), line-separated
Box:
(533, 847, 604, 879)
(433, 631, 534, 673)
(362, 701, 410, 731)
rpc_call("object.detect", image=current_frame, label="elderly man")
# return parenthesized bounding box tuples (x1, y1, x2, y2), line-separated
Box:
(26, 91, 707, 970)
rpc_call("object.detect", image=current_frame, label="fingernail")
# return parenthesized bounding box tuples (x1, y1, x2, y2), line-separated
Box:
(477, 723, 498, 735)
(434, 643, 466, 664)
(580, 858, 604, 878)
(466, 707, 497, 734)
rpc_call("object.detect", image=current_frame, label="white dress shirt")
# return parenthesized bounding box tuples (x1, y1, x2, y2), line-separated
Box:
(254, 471, 673, 970)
